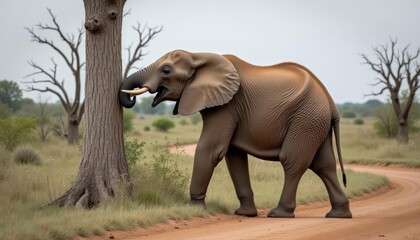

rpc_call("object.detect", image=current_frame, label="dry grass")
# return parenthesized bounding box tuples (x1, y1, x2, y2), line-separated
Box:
(0, 115, 396, 240)
(341, 118, 420, 167)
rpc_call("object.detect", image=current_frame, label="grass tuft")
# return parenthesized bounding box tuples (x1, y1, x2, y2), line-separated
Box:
(13, 145, 42, 166)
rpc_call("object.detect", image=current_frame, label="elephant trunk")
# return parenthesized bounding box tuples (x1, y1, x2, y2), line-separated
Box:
(118, 64, 153, 108)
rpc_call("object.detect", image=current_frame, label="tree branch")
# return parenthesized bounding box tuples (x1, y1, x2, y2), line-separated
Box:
(77, 101, 85, 123)
(24, 59, 71, 108)
(123, 23, 162, 80)
(26, 86, 69, 112)
(364, 86, 389, 97)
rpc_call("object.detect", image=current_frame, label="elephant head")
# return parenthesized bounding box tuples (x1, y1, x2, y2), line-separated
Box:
(119, 50, 240, 115)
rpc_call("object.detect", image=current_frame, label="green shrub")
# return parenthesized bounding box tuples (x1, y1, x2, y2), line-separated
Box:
(0, 116, 37, 150)
(152, 118, 175, 132)
(150, 139, 188, 191)
(123, 109, 136, 133)
(179, 118, 189, 126)
(0, 103, 11, 119)
(124, 138, 145, 174)
(13, 146, 42, 166)
(132, 139, 188, 205)
(373, 105, 397, 138)
(354, 118, 364, 125)
(144, 126, 150, 131)
(342, 110, 357, 118)
(190, 113, 201, 125)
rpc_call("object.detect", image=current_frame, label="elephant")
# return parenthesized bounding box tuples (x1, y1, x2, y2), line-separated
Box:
(119, 50, 352, 218)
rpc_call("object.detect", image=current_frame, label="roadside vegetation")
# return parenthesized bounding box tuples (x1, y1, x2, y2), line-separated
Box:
(341, 118, 420, 167)
(0, 112, 409, 239)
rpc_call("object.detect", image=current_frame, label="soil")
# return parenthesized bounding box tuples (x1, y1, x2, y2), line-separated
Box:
(79, 144, 420, 240)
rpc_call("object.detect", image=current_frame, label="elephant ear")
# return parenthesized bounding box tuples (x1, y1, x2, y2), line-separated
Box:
(176, 53, 240, 116)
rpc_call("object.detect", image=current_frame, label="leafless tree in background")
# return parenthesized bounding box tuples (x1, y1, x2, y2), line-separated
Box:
(24, 8, 84, 145)
(362, 38, 420, 143)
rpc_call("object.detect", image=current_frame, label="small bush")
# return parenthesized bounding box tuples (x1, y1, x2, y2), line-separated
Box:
(124, 138, 145, 174)
(190, 113, 202, 125)
(354, 118, 364, 125)
(144, 126, 150, 131)
(373, 105, 397, 138)
(0, 103, 12, 119)
(0, 116, 37, 151)
(13, 146, 42, 165)
(123, 109, 136, 133)
(179, 118, 189, 126)
(132, 138, 188, 205)
(152, 118, 175, 132)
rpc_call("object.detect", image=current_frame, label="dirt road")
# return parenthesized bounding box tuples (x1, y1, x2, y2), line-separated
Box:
(97, 145, 420, 240)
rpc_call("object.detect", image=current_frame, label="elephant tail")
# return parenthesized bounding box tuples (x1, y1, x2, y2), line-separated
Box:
(333, 118, 347, 187)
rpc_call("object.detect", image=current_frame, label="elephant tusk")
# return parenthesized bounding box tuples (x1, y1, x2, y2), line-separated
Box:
(121, 87, 149, 96)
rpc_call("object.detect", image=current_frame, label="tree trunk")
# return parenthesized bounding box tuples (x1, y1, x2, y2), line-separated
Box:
(397, 118, 409, 143)
(49, 0, 128, 208)
(67, 117, 80, 145)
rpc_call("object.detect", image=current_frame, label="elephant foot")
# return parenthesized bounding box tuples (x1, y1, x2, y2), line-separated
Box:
(267, 206, 295, 218)
(326, 207, 352, 218)
(234, 206, 258, 217)
(189, 199, 206, 209)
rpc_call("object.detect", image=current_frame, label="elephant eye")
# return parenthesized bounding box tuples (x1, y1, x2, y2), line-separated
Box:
(161, 66, 172, 76)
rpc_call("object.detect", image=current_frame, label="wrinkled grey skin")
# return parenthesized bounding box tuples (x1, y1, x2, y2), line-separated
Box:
(119, 50, 352, 218)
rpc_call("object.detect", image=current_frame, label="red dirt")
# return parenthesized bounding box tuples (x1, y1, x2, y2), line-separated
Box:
(79, 145, 420, 240)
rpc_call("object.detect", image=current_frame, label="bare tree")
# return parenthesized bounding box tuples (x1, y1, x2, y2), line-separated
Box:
(123, 23, 162, 80)
(49, 0, 128, 208)
(362, 39, 420, 143)
(24, 8, 84, 145)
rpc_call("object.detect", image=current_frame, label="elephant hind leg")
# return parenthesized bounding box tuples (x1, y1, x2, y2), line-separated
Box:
(268, 128, 319, 218)
(267, 167, 305, 218)
(310, 133, 352, 218)
(226, 147, 257, 217)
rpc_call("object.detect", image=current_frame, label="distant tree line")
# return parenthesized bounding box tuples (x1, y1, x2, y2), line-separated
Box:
(132, 96, 174, 115)
(337, 99, 384, 118)
(337, 97, 420, 138)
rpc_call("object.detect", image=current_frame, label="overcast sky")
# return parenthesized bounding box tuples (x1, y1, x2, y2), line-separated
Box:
(1, 0, 419, 104)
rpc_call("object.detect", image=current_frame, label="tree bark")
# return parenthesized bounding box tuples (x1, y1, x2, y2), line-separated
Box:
(49, 0, 128, 208)
(67, 118, 80, 145)
(397, 118, 409, 143)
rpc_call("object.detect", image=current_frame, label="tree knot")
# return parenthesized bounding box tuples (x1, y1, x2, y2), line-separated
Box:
(85, 15, 102, 33)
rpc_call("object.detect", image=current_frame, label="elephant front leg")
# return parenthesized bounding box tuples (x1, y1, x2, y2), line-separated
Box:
(189, 143, 223, 207)
(226, 147, 257, 217)
(189, 108, 237, 208)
